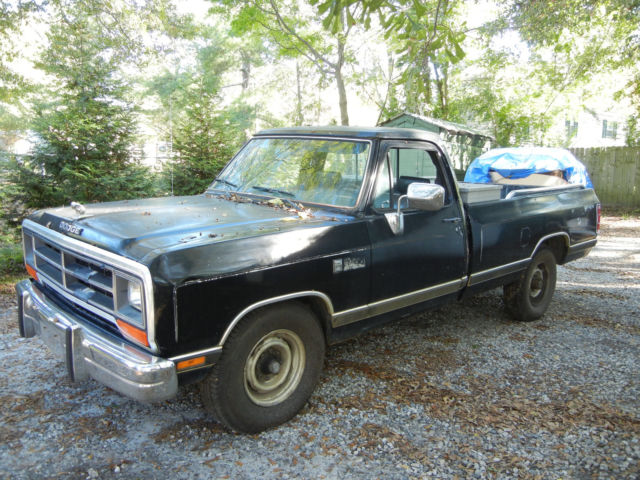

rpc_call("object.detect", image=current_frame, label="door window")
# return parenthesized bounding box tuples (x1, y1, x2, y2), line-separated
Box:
(372, 146, 446, 209)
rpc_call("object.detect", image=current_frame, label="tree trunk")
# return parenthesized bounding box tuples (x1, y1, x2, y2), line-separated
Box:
(241, 53, 250, 91)
(435, 62, 448, 118)
(377, 55, 396, 124)
(336, 39, 349, 126)
(295, 61, 303, 124)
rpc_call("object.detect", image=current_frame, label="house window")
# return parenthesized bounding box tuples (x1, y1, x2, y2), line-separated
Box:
(602, 120, 618, 139)
(565, 120, 578, 138)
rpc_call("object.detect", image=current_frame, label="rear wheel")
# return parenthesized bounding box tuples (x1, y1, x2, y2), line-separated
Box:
(200, 302, 325, 433)
(503, 249, 557, 322)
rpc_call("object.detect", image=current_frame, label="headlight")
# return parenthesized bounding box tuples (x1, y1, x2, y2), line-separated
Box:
(127, 281, 142, 311)
(114, 274, 145, 329)
(114, 276, 147, 347)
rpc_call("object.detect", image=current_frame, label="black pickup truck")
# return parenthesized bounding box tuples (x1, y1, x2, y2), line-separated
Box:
(16, 126, 600, 432)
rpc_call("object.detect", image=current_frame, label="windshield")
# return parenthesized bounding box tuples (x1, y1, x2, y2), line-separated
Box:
(209, 137, 371, 208)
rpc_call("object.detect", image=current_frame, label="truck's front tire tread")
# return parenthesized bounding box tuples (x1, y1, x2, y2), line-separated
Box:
(199, 302, 325, 433)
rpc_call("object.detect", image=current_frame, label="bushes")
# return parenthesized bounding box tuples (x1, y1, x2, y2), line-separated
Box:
(0, 223, 23, 283)
(0, 243, 23, 280)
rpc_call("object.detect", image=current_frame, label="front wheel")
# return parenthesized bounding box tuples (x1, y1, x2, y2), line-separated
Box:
(503, 248, 557, 322)
(199, 302, 325, 433)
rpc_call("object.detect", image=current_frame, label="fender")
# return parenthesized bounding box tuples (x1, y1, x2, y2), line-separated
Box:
(218, 291, 335, 346)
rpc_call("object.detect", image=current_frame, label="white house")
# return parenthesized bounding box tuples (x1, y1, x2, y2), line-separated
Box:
(562, 109, 630, 148)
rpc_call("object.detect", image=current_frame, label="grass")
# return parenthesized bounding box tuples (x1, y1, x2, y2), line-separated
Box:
(0, 244, 25, 294)
(602, 206, 640, 219)
(0, 224, 25, 294)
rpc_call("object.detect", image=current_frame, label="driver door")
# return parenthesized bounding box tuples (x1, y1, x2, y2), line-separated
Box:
(366, 140, 467, 305)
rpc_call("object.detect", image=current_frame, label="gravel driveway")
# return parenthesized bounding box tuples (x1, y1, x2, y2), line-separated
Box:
(1, 215, 639, 480)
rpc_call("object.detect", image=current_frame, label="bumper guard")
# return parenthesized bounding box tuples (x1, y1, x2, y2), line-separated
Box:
(16, 279, 178, 402)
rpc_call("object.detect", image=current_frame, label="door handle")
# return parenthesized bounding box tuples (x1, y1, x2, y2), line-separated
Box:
(442, 217, 462, 224)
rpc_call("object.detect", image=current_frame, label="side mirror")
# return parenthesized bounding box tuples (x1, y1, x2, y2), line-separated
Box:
(385, 182, 445, 235)
(406, 182, 445, 211)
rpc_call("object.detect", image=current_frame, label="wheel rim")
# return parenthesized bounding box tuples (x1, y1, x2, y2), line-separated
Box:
(529, 264, 547, 302)
(244, 329, 306, 407)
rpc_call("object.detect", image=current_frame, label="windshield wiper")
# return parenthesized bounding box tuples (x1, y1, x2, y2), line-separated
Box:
(213, 178, 237, 188)
(251, 185, 295, 197)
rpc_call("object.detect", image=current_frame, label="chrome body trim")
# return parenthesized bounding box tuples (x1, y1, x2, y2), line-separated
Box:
(22, 219, 158, 353)
(332, 277, 467, 328)
(532, 232, 570, 255)
(505, 184, 582, 200)
(16, 280, 177, 402)
(169, 346, 223, 363)
(567, 238, 597, 252)
(467, 259, 529, 286)
(468, 232, 575, 286)
(39, 274, 118, 323)
(218, 291, 335, 346)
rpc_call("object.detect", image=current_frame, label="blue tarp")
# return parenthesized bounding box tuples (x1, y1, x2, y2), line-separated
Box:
(464, 147, 593, 188)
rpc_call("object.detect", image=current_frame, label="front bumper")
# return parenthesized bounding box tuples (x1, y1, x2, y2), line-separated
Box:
(16, 279, 178, 402)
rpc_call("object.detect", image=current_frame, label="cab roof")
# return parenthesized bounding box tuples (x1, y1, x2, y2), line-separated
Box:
(254, 126, 442, 143)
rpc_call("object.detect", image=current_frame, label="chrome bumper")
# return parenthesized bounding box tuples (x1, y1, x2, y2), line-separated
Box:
(16, 279, 178, 402)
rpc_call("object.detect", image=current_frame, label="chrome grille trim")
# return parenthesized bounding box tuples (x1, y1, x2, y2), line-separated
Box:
(22, 219, 158, 353)
(31, 236, 116, 312)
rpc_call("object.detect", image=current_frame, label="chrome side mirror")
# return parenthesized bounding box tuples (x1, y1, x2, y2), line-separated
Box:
(385, 183, 445, 235)
(406, 182, 445, 211)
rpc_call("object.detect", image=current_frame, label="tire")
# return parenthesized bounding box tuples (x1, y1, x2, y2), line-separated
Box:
(199, 302, 325, 433)
(503, 248, 557, 322)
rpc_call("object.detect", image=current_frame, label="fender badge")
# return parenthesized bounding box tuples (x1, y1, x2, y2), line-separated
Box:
(59, 221, 83, 235)
(333, 256, 366, 274)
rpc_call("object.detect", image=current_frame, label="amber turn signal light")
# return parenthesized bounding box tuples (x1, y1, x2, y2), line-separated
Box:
(25, 264, 38, 281)
(116, 319, 149, 347)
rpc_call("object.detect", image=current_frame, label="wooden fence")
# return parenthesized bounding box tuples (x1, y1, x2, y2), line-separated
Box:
(570, 146, 640, 208)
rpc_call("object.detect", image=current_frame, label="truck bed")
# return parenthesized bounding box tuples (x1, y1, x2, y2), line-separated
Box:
(463, 184, 599, 290)
(459, 182, 584, 204)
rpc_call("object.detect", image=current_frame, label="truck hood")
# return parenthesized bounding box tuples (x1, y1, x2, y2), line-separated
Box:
(30, 194, 352, 264)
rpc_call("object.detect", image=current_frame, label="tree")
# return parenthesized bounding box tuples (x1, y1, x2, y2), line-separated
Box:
(12, 0, 155, 208)
(503, 0, 640, 116)
(168, 36, 254, 194)
(214, 0, 362, 125)
(311, 0, 466, 121)
(0, 1, 42, 146)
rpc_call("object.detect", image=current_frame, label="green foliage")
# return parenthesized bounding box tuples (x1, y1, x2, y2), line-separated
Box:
(440, 45, 554, 147)
(169, 100, 253, 195)
(148, 28, 255, 195)
(7, 1, 157, 210)
(311, 0, 466, 120)
(0, 214, 23, 281)
(506, 0, 640, 115)
(0, 0, 637, 211)
(625, 116, 640, 147)
(0, 243, 24, 280)
(213, 0, 355, 125)
(0, 1, 39, 100)
(0, 1, 41, 146)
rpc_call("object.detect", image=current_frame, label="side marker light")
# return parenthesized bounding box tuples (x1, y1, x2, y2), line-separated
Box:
(176, 356, 206, 371)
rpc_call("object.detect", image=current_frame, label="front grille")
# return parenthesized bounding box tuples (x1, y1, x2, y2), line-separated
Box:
(40, 282, 122, 338)
(32, 235, 115, 309)
(23, 226, 145, 330)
